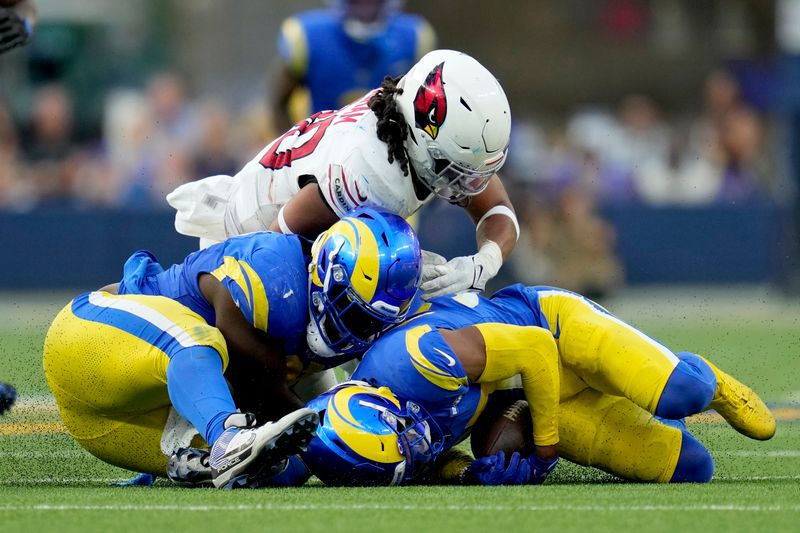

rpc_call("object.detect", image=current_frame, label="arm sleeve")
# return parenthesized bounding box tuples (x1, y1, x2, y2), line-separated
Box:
(474, 323, 560, 447)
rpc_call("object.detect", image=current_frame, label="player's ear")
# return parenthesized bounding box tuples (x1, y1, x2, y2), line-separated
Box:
(439, 326, 486, 381)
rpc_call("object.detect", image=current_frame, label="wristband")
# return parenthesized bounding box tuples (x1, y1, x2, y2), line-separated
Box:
(475, 205, 520, 242)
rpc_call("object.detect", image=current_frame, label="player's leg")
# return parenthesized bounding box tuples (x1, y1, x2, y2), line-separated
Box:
(45, 293, 317, 486)
(43, 298, 188, 474)
(558, 388, 714, 483)
(536, 287, 773, 439)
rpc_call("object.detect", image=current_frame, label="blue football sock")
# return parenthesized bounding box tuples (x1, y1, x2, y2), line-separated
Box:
(167, 347, 237, 446)
(671, 429, 714, 483)
(656, 352, 717, 419)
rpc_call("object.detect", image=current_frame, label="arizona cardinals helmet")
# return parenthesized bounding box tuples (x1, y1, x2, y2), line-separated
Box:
(396, 50, 511, 202)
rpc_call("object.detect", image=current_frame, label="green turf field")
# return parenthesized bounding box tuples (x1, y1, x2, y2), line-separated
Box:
(1, 289, 799, 532)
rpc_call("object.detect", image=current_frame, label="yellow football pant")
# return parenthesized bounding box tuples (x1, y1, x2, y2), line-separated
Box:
(43, 293, 226, 475)
(536, 288, 680, 412)
(557, 388, 682, 483)
(535, 288, 683, 481)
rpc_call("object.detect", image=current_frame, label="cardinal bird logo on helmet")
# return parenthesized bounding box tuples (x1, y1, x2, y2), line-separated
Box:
(413, 62, 447, 140)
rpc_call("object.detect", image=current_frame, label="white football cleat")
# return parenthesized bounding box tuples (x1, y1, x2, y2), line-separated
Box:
(209, 408, 319, 489)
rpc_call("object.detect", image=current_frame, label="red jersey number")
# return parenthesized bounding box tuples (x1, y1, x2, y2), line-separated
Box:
(259, 110, 335, 170)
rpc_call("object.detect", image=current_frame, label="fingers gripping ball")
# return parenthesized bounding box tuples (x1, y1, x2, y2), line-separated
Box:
(470, 398, 533, 458)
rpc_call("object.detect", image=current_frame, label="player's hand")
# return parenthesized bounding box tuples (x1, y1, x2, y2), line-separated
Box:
(420, 242, 502, 300)
(526, 453, 559, 485)
(421, 249, 447, 283)
(470, 451, 531, 486)
(0, 7, 31, 54)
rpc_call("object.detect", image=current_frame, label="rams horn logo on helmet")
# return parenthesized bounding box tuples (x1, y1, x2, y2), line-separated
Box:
(413, 62, 447, 140)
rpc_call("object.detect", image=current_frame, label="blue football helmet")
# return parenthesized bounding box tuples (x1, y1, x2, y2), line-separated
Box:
(306, 207, 421, 358)
(302, 381, 442, 486)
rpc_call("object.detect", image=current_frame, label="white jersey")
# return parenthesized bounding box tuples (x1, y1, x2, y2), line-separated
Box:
(167, 93, 429, 241)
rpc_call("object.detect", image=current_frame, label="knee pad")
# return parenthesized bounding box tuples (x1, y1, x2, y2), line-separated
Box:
(670, 430, 714, 483)
(656, 352, 716, 419)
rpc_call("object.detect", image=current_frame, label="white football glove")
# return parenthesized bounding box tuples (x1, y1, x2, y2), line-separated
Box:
(420, 241, 503, 300)
(421, 250, 447, 283)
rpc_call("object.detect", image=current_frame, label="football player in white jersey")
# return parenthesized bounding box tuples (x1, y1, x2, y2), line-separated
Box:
(167, 49, 519, 299)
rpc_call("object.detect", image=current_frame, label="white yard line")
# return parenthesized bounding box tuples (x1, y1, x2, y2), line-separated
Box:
(0, 503, 798, 513)
(711, 450, 800, 458)
(0, 450, 89, 459)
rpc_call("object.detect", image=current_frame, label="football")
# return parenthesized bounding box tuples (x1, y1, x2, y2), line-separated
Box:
(470, 398, 534, 458)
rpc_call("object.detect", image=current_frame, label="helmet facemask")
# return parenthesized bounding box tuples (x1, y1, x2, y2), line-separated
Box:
(355, 397, 438, 482)
(309, 263, 402, 356)
(408, 141, 504, 203)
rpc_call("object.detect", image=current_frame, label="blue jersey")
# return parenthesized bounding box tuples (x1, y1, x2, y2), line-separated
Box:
(117, 232, 309, 347)
(352, 284, 547, 451)
(278, 9, 435, 112)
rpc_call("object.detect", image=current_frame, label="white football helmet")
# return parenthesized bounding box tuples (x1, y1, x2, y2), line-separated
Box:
(396, 50, 511, 202)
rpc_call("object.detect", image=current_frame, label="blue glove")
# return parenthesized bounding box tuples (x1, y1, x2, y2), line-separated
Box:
(0, 382, 16, 415)
(112, 472, 156, 487)
(528, 453, 559, 485)
(470, 451, 531, 486)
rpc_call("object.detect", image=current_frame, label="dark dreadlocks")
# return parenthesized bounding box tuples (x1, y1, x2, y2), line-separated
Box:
(368, 76, 411, 176)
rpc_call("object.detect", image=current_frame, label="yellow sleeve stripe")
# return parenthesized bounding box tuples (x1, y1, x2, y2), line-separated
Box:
(406, 325, 468, 392)
(415, 20, 437, 60)
(281, 17, 308, 77)
(211, 257, 270, 332)
(466, 382, 495, 428)
(236, 259, 269, 332)
(211, 257, 251, 309)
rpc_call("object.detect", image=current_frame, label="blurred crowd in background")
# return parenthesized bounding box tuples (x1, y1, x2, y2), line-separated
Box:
(1, 0, 797, 294)
(0, 73, 272, 210)
(0, 64, 779, 211)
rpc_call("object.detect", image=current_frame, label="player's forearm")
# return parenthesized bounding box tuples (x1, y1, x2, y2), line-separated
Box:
(474, 323, 560, 447)
(468, 176, 518, 261)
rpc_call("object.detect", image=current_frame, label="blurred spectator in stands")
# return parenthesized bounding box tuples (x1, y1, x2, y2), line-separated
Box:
(617, 94, 671, 173)
(105, 87, 190, 210)
(637, 68, 769, 205)
(564, 109, 638, 204)
(147, 72, 199, 151)
(107, 73, 198, 209)
(0, 100, 32, 209)
(192, 100, 239, 178)
(510, 186, 623, 300)
(22, 84, 73, 162)
(20, 84, 82, 207)
(270, 0, 436, 129)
